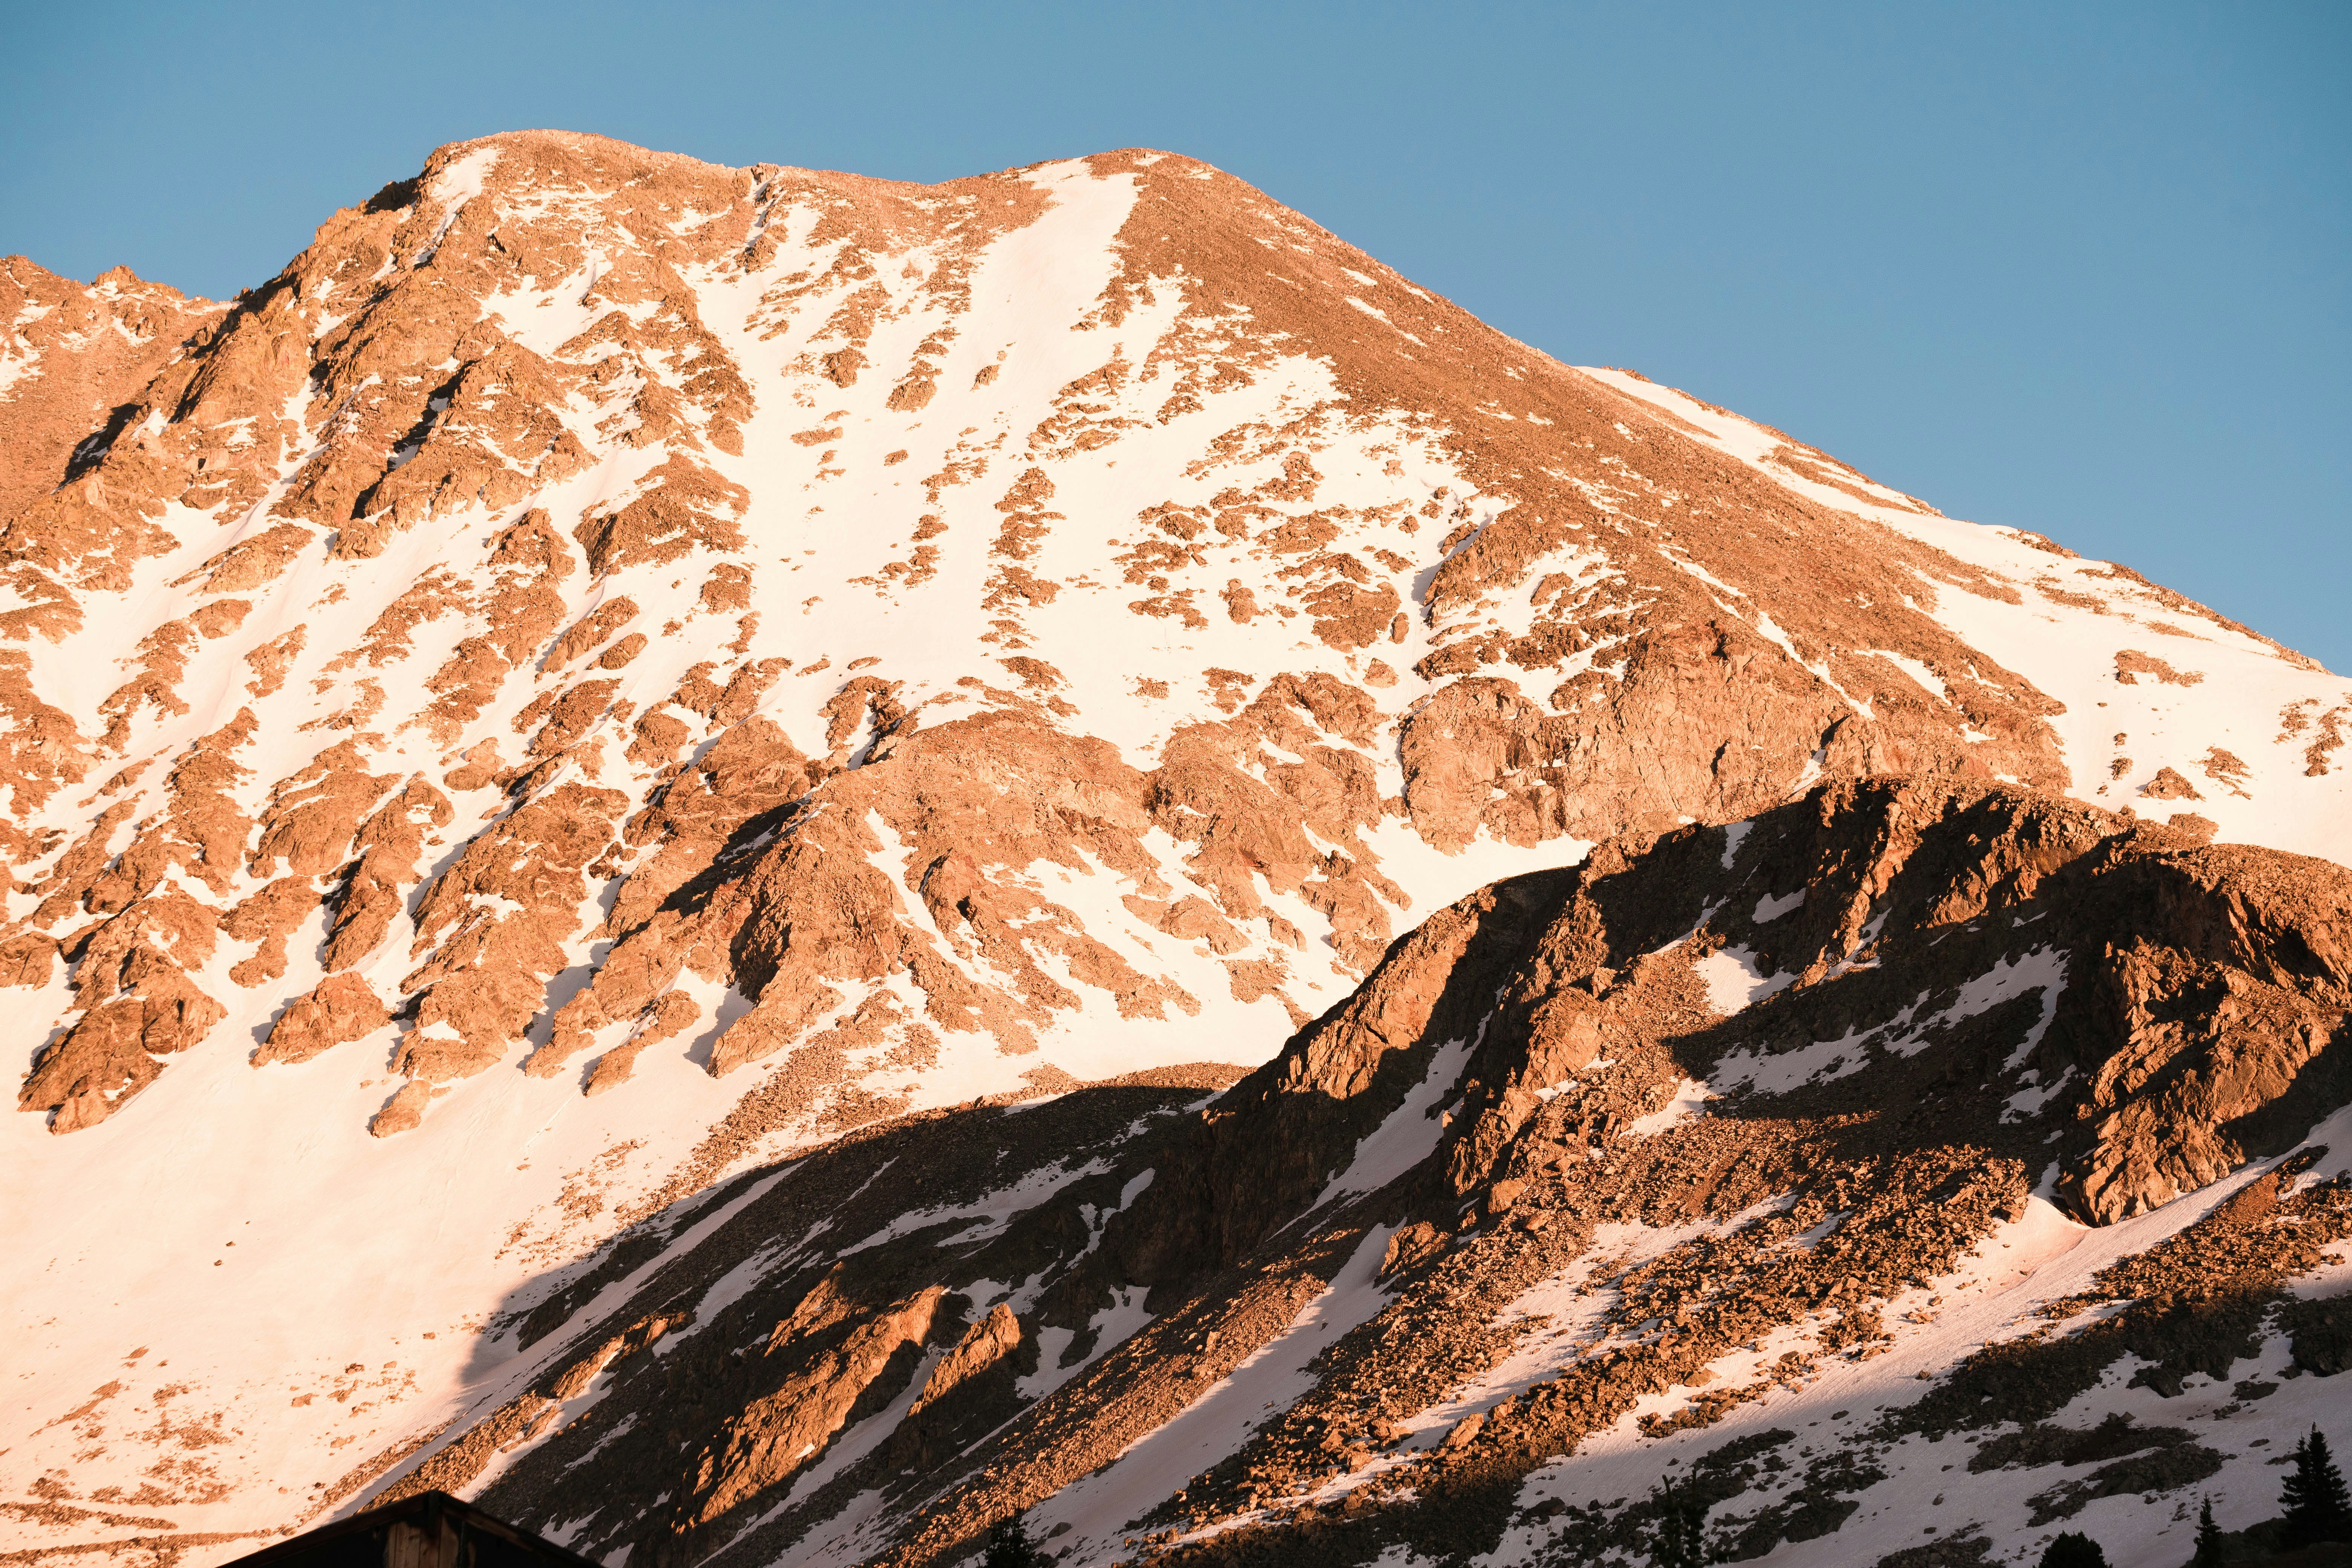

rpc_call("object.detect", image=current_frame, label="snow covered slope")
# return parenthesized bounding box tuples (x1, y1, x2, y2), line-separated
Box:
(2, 133, 2345, 1568)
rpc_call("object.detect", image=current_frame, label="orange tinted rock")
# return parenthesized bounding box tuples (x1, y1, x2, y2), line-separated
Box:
(20, 964, 225, 1132)
(324, 569, 471, 670)
(0, 649, 91, 856)
(596, 633, 647, 671)
(487, 508, 576, 578)
(689, 1285, 944, 1526)
(189, 599, 251, 639)
(441, 738, 504, 792)
(525, 680, 623, 758)
(25, 801, 137, 929)
(336, 344, 593, 560)
(325, 776, 454, 971)
(95, 617, 197, 749)
(368, 1080, 432, 1137)
(250, 741, 401, 877)
(242, 626, 306, 698)
(257, 973, 390, 1064)
(626, 711, 692, 769)
(581, 991, 702, 1096)
(402, 782, 626, 1074)
(698, 563, 753, 613)
(573, 457, 749, 576)
(919, 1303, 1021, 1411)
(0, 929, 60, 988)
(179, 523, 314, 594)
(222, 876, 320, 986)
(548, 597, 641, 667)
(73, 709, 260, 922)
(0, 257, 220, 528)
(1161, 895, 1248, 954)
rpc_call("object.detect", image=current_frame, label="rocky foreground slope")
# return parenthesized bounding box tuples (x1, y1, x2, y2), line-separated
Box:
(3, 133, 2347, 1568)
(405, 781, 2352, 1568)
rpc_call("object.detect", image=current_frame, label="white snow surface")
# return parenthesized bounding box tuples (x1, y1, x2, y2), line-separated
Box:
(1711, 946, 2068, 1096)
(1692, 945, 1799, 1015)
(1027, 1225, 1396, 1563)
(1311, 1027, 1480, 1211)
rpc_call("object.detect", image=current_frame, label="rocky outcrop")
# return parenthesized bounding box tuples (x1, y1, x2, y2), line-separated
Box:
(687, 1282, 947, 1528)
(257, 973, 390, 1064)
(0, 258, 221, 531)
(399, 782, 627, 1081)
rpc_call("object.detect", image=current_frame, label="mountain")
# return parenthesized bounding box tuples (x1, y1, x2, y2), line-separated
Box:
(3, 132, 2346, 1568)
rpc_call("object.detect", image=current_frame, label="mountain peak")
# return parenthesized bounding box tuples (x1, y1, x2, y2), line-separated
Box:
(4, 132, 2347, 1568)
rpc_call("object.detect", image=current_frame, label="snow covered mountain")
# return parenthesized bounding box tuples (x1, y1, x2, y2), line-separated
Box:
(4, 132, 2346, 1568)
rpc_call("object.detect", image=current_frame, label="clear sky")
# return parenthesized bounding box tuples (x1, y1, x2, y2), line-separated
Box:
(6, 2, 2346, 670)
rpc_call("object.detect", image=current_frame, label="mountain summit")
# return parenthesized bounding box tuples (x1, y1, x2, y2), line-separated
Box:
(5, 133, 2347, 1568)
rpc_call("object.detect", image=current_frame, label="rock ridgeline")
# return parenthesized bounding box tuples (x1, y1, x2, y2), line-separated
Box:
(365, 781, 2352, 1568)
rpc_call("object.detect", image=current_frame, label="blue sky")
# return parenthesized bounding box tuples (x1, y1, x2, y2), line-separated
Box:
(5, 2, 2346, 669)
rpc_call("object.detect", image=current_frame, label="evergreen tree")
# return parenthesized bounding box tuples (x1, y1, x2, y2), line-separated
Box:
(2190, 1496, 2225, 1568)
(2037, 1532, 2107, 1568)
(2282, 1426, 2352, 1549)
(1650, 1472, 1706, 1568)
(982, 1514, 1043, 1568)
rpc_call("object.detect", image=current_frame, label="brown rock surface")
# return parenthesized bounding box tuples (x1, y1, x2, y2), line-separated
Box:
(0, 259, 222, 529)
(256, 974, 391, 1064)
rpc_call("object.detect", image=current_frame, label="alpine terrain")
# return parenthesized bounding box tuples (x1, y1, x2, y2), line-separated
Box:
(4, 133, 2348, 1568)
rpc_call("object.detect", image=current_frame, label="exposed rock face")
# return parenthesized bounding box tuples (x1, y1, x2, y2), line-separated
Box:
(336, 782, 2352, 1568)
(0, 258, 222, 534)
(2, 133, 2347, 1568)
(257, 972, 389, 1064)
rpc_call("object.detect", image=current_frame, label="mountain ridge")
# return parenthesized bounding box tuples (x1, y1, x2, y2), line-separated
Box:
(3, 131, 2346, 1568)
(403, 779, 2352, 1568)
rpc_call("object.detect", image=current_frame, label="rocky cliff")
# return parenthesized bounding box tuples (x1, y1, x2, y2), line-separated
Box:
(3, 133, 2346, 1568)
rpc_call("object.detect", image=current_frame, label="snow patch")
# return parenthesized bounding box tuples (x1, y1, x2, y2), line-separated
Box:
(1026, 1225, 1395, 1558)
(1692, 945, 1797, 1015)
(1313, 1026, 1480, 1210)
